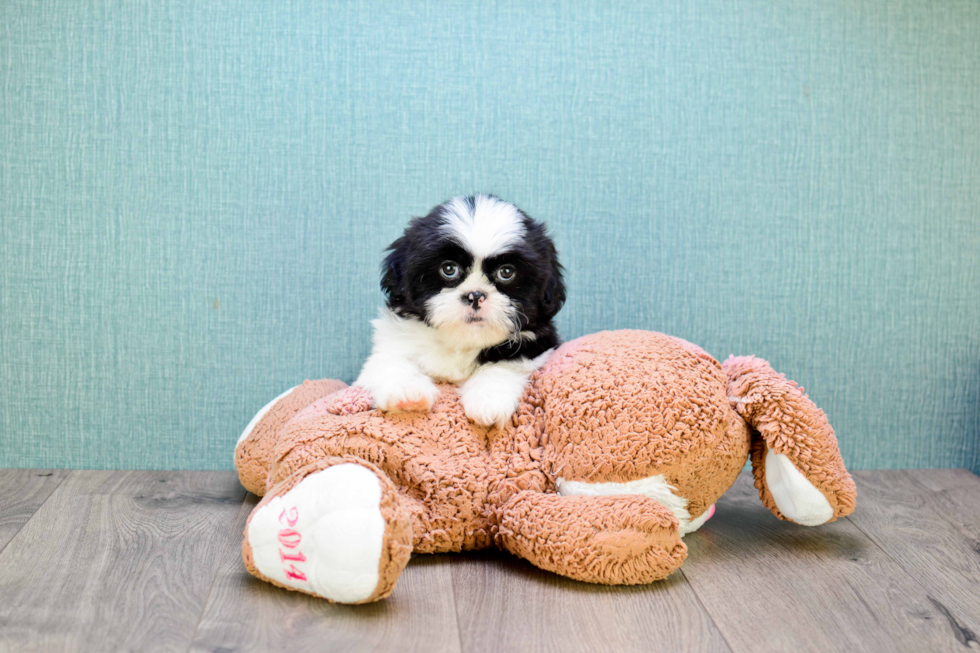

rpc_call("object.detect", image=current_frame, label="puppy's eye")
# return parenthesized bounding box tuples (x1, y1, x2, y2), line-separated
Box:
(495, 265, 516, 282)
(439, 261, 460, 280)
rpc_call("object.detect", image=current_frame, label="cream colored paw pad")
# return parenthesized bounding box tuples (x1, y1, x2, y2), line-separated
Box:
(765, 450, 834, 526)
(248, 463, 386, 603)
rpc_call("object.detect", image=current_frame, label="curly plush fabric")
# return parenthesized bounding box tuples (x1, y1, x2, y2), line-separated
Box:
(497, 491, 688, 584)
(235, 330, 856, 603)
(235, 379, 347, 495)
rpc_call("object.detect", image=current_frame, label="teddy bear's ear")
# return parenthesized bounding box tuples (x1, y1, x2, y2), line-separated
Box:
(380, 235, 408, 307)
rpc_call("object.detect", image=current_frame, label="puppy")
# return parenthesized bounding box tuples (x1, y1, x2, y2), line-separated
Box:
(354, 194, 565, 428)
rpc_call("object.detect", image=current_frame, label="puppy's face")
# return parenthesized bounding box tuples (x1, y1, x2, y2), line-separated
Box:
(381, 195, 564, 350)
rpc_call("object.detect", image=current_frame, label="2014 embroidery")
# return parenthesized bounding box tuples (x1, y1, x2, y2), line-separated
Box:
(278, 507, 307, 581)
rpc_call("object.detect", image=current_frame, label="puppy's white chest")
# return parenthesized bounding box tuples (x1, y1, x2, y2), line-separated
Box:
(415, 346, 481, 384)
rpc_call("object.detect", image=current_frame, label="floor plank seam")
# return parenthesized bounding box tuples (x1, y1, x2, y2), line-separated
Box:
(183, 490, 254, 653)
(676, 567, 736, 653)
(0, 469, 73, 558)
(448, 557, 468, 653)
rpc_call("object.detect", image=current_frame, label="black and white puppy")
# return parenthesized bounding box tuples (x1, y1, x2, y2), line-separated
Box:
(354, 194, 565, 428)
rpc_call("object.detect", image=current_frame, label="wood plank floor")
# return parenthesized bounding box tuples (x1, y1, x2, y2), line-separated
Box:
(1, 470, 978, 653)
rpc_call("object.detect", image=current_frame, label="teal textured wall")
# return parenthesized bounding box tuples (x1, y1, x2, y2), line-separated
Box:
(1, 1, 978, 471)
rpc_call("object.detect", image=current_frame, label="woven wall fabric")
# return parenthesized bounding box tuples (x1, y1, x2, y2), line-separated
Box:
(1, 1, 978, 470)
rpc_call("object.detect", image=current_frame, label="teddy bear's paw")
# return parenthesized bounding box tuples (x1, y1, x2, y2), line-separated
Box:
(323, 386, 375, 416)
(765, 450, 835, 526)
(246, 464, 392, 603)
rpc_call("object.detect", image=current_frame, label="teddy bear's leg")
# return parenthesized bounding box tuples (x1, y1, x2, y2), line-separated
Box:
(235, 379, 349, 495)
(496, 491, 687, 584)
(242, 455, 413, 604)
(723, 355, 857, 526)
(555, 475, 716, 536)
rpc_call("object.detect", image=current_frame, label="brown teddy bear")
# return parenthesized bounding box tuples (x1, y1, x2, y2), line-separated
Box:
(234, 330, 856, 604)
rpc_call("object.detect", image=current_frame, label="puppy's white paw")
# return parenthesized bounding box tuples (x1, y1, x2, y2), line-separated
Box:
(459, 363, 531, 429)
(461, 387, 520, 429)
(370, 374, 440, 414)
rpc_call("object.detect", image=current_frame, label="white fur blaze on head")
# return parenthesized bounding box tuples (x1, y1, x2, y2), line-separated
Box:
(440, 195, 526, 259)
(247, 463, 386, 603)
(764, 450, 835, 526)
(237, 386, 297, 445)
(556, 474, 708, 537)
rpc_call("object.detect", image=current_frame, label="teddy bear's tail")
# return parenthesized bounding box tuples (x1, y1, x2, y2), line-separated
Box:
(722, 355, 857, 525)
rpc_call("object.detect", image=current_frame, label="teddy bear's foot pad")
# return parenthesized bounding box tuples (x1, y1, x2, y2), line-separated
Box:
(246, 463, 388, 603)
(765, 450, 834, 526)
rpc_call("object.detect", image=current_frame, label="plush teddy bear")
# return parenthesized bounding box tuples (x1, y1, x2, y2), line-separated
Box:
(234, 330, 856, 604)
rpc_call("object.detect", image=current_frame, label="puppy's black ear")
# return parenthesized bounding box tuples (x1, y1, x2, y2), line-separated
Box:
(380, 236, 408, 309)
(540, 255, 566, 321)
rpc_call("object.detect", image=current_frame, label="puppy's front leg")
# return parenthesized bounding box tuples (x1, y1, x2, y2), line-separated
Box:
(354, 352, 440, 413)
(459, 362, 532, 429)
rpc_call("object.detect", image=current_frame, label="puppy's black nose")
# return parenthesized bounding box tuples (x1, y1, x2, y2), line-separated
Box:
(463, 290, 486, 309)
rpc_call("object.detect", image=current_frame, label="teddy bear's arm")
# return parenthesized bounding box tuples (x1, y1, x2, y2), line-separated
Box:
(235, 379, 348, 495)
(723, 355, 857, 525)
(496, 490, 687, 585)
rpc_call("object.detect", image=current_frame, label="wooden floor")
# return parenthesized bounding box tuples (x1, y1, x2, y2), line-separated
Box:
(1, 470, 978, 653)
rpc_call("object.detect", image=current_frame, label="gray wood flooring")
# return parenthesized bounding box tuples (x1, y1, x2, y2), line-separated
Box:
(0, 469, 978, 653)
